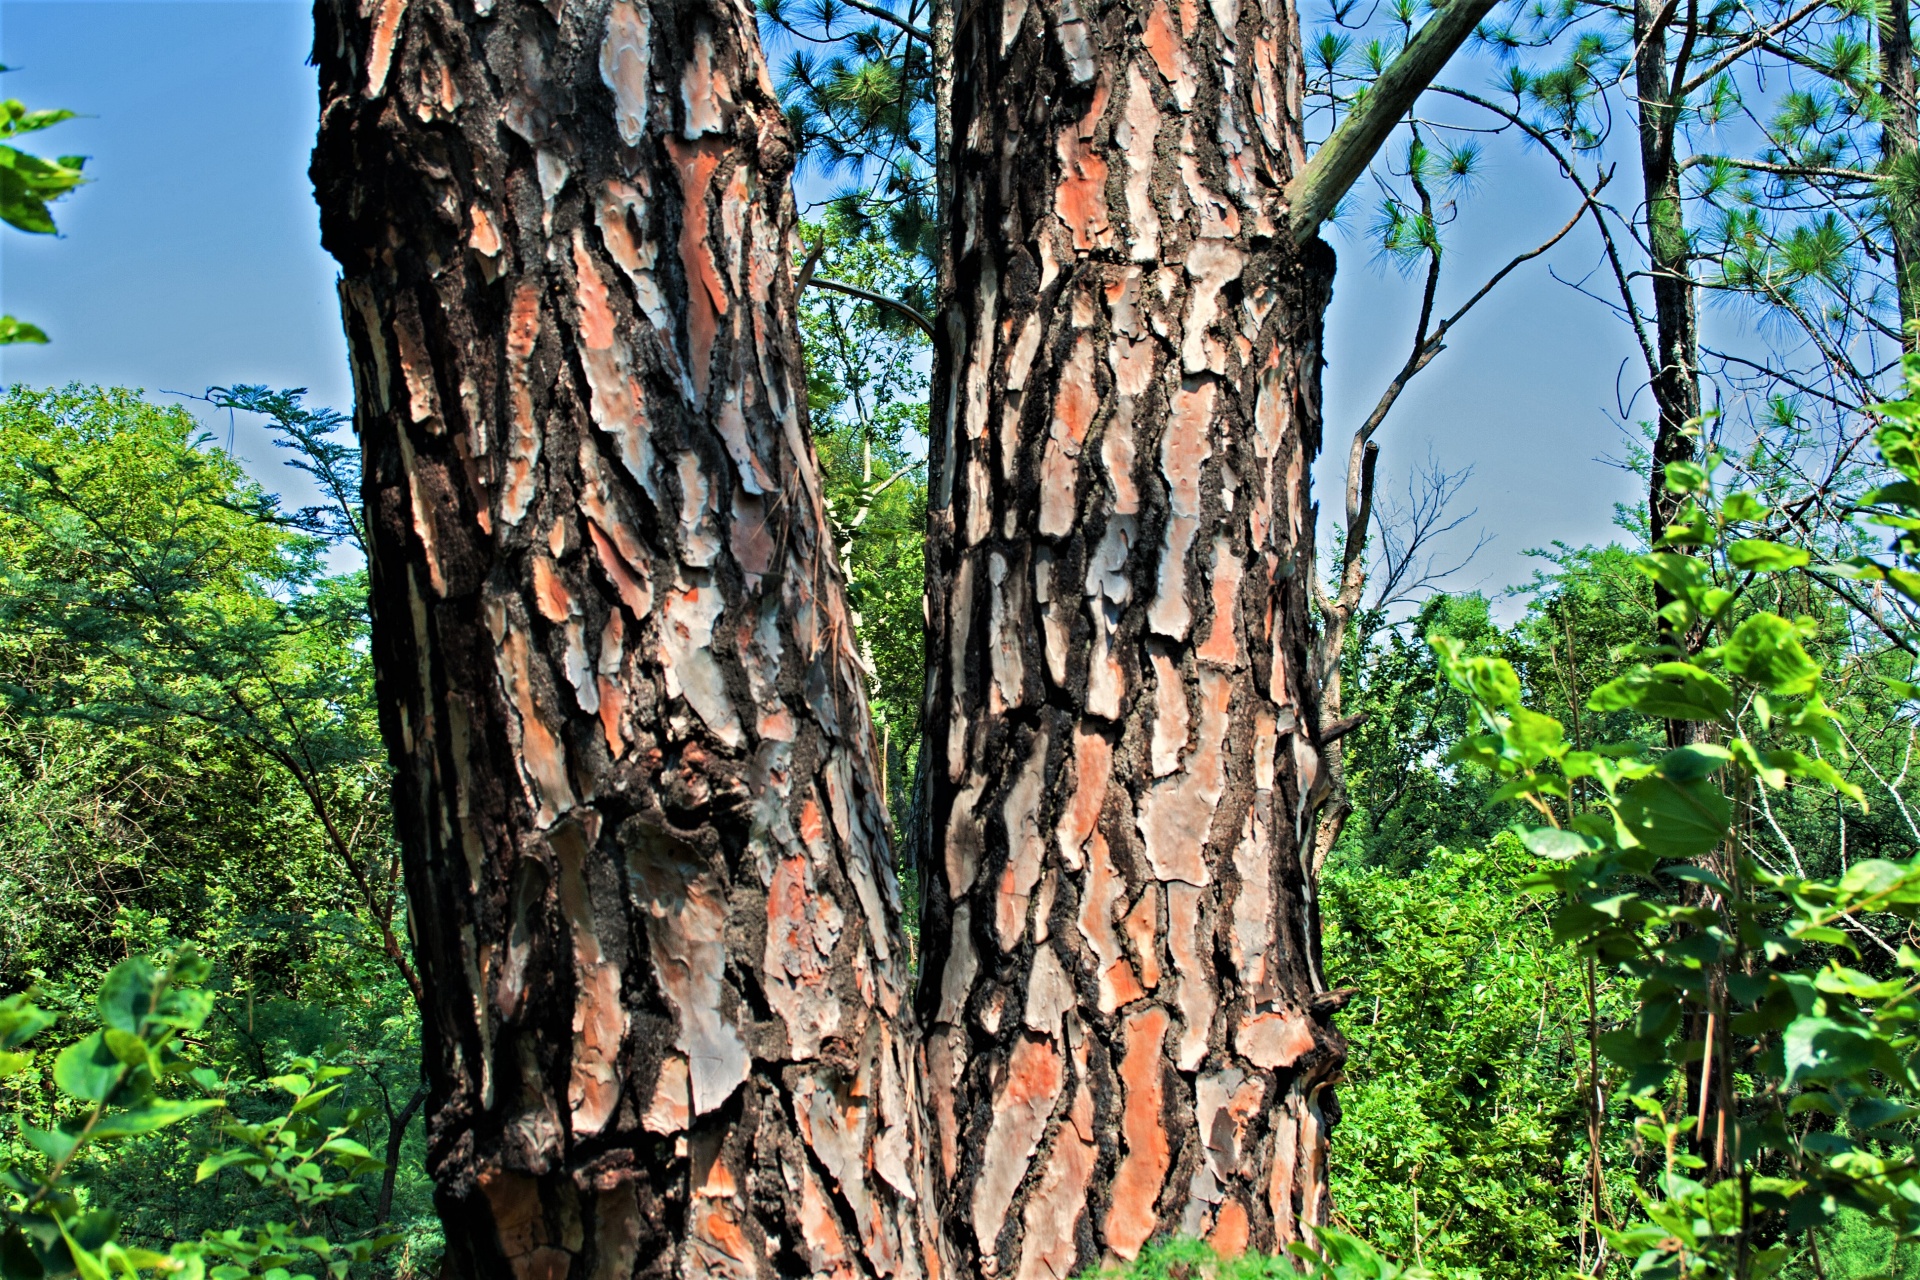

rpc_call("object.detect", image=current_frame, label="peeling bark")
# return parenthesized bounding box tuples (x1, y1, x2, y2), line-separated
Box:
(916, 0, 1347, 1266)
(312, 2, 942, 1275)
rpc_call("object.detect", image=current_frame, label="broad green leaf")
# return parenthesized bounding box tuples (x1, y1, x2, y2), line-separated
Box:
(194, 1150, 264, 1183)
(0, 315, 49, 344)
(1589, 663, 1735, 722)
(96, 959, 160, 1034)
(0, 993, 53, 1050)
(1518, 826, 1596, 860)
(1664, 459, 1709, 494)
(1658, 744, 1729, 780)
(53, 1032, 125, 1103)
(89, 1097, 223, 1138)
(1785, 1015, 1876, 1084)
(1616, 774, 1731, 858)
(1720, 613, 1820, 695)
(1727, 538, 1810, 571)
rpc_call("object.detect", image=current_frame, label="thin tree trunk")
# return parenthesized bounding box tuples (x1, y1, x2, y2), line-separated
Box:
(1636, 0, 1702, 553)
(1882, 0, 1920, 344)
(311, 3, 942, 1276)
(915, 0, 1348, 1269)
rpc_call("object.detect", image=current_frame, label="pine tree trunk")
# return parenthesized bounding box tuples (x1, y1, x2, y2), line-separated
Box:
(1635, 0, 1701, 550)
(1881, 0, 1920, 345)
(915, 0, 1347, 1269)
(311, 3, 943, 1276)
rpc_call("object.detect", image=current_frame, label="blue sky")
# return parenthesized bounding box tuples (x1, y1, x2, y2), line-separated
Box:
(0, 0, 1646, 603)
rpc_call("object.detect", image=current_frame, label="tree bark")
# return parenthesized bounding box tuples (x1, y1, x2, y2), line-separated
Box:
(1635, 0, 1702, 551)
(311, 3, 943, 1277)
(915, 0, 1347, 1270)
(1882, 0, 1920, 345)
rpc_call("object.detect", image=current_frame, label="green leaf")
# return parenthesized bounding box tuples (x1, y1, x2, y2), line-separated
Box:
(19, 1121, 77, 1163)
(1518, 826, 1598, 860)
(194, 1150, 264, 1183)
(1616, 774, 1731, 858)
(1664, 459, 1709, 494)
(1589, 663, 1736, 722)
(89, 1097, 223, 1138)
(96, 959, 160, 1034)
(1784, 1015, 1876, 1084)
(0, 316, 49, 345)
(1838, 859, 1910, 898)
(1659, 744, 1729, 780)
(0, 993, 53, 1050)
(1727, 539, 1811, 571)
(53, 1032, 125, 1103)
(1720, 613, 1820, 695)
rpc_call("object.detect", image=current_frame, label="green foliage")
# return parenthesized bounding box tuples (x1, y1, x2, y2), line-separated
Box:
(0, 386, 435, 1275)
(1324, 837, 1601, 1278)
(797, 217, 930, 836)
(0, 952, 401, 1280)
(0, 84, 85, 343)
(1420, 371, 1920, 1276)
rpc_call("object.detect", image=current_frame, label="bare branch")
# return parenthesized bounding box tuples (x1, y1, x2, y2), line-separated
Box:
(805, 274, 936, 338)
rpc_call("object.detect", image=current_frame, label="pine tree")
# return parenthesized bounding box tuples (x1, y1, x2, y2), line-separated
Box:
(310, 1, 941, 1274)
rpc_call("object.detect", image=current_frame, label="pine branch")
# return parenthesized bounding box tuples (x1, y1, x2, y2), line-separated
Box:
(805, 274, 936, 337)
(1286, 0, 1502, 243)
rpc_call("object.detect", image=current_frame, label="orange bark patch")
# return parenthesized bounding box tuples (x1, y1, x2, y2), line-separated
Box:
(1040, 334, 1098, 536)
(1149, 652, 1189, 777)
(1079, 831, 1143, 1012)
(1195, 539, 1243, 666)
(800, 797, 826, 850)
(1014, 1079, 1097, 1280)
(1209, 1200, 1250, 1258)
(1167, 882, 1214, 1070)
(1054, 84, 1113, 251)
(501, 280, 542, 526)
(764, 853, 844, 1057)
(798, 1163, 856, 1279)
(972, 1036, 1066, 1252)
(642, 1053, 690, 1133)
(1124, 887, 1162, 989)
(996, 727, 1052, 950)
(664, 137, 731, 401)
(1142, 2, 1181, 82)
(599, 1, 652, 146)
(365, 0, 407, 99)
(1237, 1010, 1316, 1069)
(586, 521, 651, 622)
(689, 1204, 756, 1280)
(555, 821, 625, 1136)
(531, 554, 573, 623)
(1059, 724, 1113, 870)
(1104, 1005, 1172, 1258)
(492, 620, 574, 825)
(1136, 669, 1230, 885)
(1147, 380, 1213, 639)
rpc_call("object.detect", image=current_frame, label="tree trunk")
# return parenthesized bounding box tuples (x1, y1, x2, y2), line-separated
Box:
(311, 3, 943, 1276)
(1882, 0, 1920, 344)
(915, 0, 1347, 1270)
(1635, 0, 1702, 552)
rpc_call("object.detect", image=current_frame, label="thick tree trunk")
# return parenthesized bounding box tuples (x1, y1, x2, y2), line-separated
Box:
(915, 0, 1347, 1270)
(311, 3, 943, 1276)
